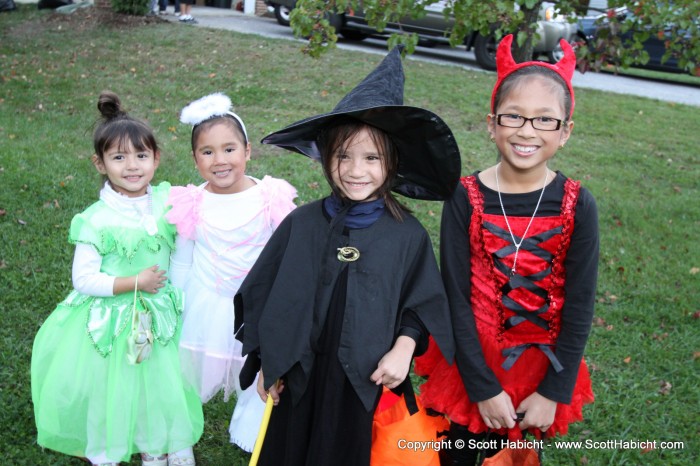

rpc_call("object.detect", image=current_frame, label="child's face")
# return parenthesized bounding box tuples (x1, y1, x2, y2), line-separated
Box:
(93, 140, 159, 198)
(193, 121, 251, 194)
(330, 126, 387, 202)
(487, 75, 573, 175)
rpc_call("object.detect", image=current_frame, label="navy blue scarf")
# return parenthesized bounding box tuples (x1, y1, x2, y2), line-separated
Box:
(323, 194, 385, 229)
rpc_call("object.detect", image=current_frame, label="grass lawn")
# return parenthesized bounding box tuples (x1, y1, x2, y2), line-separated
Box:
(1, 4, 698, 465)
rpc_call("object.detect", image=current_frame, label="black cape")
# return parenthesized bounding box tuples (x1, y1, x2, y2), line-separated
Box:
(234, 199, 455, 411)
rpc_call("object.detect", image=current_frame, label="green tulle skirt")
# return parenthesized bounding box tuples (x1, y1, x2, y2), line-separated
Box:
(31, 293, 204, 461)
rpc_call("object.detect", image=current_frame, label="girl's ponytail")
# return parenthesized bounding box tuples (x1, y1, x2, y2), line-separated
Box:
(92, 91, 158, 163)
(96, 90, 126, 122)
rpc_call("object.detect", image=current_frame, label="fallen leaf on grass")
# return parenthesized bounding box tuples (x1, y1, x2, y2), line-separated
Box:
(623, 356, 631, 364)
(0, 209, 6, 216)
(692, 311, 700, 319)
(18, 219, 27, 225)
(580, 456, 589, 465)
(658, 380, 672, 395)
(593, 316, 606, 327)
(690, 267, 700, 275)
(641, 444, 656, 453)
(693, 352, 700, 361)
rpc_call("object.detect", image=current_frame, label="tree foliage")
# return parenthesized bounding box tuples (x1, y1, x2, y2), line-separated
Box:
(289, 0, 699, 75)
(578, 0, 699, 75)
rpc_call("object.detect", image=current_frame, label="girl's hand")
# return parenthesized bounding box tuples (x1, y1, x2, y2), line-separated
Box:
(137, 265, 166, 294)
(369, 336, 416, 389)
(516, 392, 557, 432)
(477, 391, 517, 430)
(256, 370, 284, 406)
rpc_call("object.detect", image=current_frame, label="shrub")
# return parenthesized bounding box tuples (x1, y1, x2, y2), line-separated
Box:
(111, 0, 149, 15)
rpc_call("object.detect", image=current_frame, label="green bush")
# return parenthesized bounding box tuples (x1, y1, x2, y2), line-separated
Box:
(111, 0, 149, 16)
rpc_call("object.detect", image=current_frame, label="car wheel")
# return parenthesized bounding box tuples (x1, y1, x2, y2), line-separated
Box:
(327, 13, 343, 32)
(474, 33, 498, 71)
(340, 29, 368, 41)
(548, 39, 566, 64)
(274, 4, 292, 26)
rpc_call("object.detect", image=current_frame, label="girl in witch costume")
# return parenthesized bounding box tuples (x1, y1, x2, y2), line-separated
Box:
(31, 91, 203, 466)
(166, 93, 297, 452)
(415, 35, 598, 465)
(233, 47, 460, 466)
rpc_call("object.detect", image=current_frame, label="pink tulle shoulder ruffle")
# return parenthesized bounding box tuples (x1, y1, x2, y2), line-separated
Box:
(259, 175, 297, 228)
(165, 184, 203, 240)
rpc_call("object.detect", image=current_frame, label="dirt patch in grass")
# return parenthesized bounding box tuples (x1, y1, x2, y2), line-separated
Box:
(5, 5, 167, 39)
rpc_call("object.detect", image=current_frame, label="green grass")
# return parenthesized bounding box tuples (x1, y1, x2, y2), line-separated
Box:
(2, 4, 699, 465)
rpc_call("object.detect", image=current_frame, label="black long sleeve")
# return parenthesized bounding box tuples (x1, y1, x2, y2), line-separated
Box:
(441, 182, 503, 402)
(537, 187, 598, 403)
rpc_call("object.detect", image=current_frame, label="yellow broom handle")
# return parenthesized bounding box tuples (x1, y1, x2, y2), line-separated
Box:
(249, 389, 275, 466)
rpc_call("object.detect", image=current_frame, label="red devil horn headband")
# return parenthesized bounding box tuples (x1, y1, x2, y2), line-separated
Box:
(491, 34, 576, 118)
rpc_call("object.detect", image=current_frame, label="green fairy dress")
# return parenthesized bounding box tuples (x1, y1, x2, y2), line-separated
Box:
(31, 182, 203, 462)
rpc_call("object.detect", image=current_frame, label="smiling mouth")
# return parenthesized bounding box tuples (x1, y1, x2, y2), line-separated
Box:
(124, 175, 142, 182)
(213, 169, 232, 177)
(513, 144, 538, 154)
(345, 181, 370, 188)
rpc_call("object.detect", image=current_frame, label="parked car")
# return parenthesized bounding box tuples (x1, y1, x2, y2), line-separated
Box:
(266, 0, 293, 26)
(265, 0, 578, 71)
(577, 6, 695, 74)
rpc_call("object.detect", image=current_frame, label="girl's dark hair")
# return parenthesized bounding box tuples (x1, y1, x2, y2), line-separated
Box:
(318, 117, 409, 221)
(190, 115, 248, 153)
(494, 67, 573, 121)
(93, 91, 158, 160)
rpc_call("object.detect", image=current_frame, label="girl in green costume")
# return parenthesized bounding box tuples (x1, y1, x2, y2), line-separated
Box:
(31, 91, 203, 466)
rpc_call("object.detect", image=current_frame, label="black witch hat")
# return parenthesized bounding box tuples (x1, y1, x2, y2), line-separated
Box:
(261, 47, 461, 201)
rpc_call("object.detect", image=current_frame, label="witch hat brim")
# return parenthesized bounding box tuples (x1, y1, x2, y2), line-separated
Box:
(261, 47, 461, 201)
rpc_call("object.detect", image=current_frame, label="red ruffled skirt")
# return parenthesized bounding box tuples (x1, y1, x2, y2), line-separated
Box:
(415, 337, 594, 440)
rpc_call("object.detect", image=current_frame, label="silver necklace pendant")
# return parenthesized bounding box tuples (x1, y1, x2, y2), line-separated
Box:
(495, 163, 548, 275)
(337, 246, 360, 262)
(141, 189, 157, 236)
(510, 247, 520, 275)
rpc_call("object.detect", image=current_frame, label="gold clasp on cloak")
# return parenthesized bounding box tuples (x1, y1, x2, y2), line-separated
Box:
(337, 246, 360, 262)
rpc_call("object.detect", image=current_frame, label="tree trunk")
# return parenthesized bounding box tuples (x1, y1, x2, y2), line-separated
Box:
(512, 1, 544, 63)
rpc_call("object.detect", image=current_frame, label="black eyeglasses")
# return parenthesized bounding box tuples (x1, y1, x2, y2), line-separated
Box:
(496, 114, 563, 131)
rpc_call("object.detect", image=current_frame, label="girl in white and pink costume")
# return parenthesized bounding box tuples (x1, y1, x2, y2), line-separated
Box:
(167, 93, 297, 451)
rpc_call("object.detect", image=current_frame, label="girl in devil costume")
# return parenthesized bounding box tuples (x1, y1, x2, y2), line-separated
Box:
(415, 35, 598, 465)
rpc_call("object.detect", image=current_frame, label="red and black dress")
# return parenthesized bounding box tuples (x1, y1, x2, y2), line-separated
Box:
(416, 172, 597, 440)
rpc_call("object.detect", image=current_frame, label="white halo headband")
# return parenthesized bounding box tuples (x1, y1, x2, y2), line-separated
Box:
(180, 92, 248, 142)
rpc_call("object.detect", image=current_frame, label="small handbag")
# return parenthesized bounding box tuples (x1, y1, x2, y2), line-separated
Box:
(370, 379, 449, 466)
(126, 277, 153, 365)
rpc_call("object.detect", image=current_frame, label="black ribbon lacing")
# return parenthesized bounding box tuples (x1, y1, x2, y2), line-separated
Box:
(483, 221, 565, 374)
(501, 343, 564, 373)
